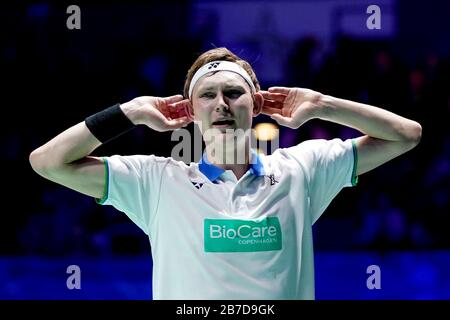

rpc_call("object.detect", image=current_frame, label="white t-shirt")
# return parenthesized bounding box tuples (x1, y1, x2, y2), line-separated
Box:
(96, 138, 358, 300)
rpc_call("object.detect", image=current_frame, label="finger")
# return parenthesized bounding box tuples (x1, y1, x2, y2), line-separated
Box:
(168, 108, 180, 118)
(268, 87, 291, 95)
(258, 91, 271, 100)
(171, 108, 190, 119)
(169, 99, 188, 110)
(163, 94, 184, 105)
(259, 90, 270, 98)
(168, 104, 185, 117)
(170, 99, 191, 112)
(159, 103, 170, 117)
(170, 98, 190, 106)
(262, 92, 287, 102)
(180, 99, 194, 121)
(165, 116, 192, 129)
(270, 113, 292, 127)
(176, 108, 188, 118)
(170, 100, 192, 119)
(263, 99, 283, 108)
(261, 106, 283, 116)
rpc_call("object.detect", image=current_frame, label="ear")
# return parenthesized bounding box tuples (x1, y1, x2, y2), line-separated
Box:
(252, 91, 264, 117)
(185, 99, 195, 121)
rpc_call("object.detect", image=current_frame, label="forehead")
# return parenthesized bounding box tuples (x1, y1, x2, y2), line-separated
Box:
(194, 71, 248, 92)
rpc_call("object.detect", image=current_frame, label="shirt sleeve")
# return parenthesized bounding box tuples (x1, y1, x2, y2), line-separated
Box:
(95, 154, 168, 235)
(284, 138, 358, 225)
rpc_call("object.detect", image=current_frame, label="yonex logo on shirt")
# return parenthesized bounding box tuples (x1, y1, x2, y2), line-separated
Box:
(266, 174, 279, 185)
(192, 182, 204, 189)
(204, 217, 282, 252)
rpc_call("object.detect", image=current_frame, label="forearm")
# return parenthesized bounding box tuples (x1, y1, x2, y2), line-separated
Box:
(29, 104, 140, 169)
(29, 121, 102, 170)
(315, 95, 422, 143)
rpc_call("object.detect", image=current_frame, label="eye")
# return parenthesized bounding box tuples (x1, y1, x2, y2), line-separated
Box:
(226, 90, 243, 98)
(201, 92, 215, 99)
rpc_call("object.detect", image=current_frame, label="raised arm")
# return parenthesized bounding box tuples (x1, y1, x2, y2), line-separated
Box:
(260, 87, 422, 176)
(29, 121, 107, 199)
(29, 95, 192, 199)
(313, 94, 421, 175)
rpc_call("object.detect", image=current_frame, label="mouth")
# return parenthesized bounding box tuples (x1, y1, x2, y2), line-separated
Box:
(211, 119, 235, 128)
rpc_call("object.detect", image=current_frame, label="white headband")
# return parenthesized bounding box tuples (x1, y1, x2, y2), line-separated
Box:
(188, 60, 256, 99)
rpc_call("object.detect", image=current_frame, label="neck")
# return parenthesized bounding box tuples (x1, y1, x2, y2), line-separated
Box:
(205, 141, 251, 180)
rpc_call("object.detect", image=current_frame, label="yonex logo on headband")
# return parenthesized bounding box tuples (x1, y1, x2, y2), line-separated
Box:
(188, 60, 256, 99)
(208, 62, 221, 69)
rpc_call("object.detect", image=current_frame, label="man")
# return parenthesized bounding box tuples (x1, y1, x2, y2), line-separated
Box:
(29, 47, 421, 299)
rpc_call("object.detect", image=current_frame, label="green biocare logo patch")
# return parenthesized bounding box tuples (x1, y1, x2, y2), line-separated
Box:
(204, 217, 282, 252)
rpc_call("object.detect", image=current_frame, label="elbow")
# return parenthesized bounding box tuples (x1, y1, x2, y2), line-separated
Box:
(403, 121, 422, 149)
(29, 148, 50, 175)
(29, 148, 43, 172)
(410, 121, 422, 145)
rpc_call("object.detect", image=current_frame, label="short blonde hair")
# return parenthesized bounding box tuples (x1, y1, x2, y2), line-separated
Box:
(183, 47, 260, 98)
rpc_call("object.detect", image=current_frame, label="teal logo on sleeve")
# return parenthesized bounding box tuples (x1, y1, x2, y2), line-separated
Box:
(204, 217, 282, 252)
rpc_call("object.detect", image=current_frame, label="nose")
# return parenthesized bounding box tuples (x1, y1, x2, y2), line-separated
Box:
(215, 93, 230, 113)
(215, 104, 230, 112)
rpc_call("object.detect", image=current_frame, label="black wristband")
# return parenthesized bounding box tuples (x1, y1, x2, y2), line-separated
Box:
(85, 103, 136, 144)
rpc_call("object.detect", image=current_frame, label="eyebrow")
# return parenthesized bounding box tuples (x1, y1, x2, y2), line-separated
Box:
(198, 84, 246, 93)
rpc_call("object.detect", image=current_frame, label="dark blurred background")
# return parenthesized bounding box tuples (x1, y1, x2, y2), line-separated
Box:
(1, 0, 449, 299)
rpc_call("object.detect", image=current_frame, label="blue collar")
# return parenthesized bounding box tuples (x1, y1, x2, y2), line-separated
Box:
(198, 150, 265, 182)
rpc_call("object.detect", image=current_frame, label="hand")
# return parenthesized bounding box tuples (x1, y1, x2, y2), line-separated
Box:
(122, 95, 193, 132)
(260, 87, 323, 129)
